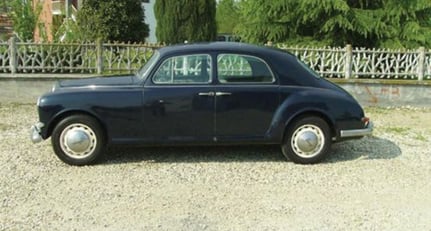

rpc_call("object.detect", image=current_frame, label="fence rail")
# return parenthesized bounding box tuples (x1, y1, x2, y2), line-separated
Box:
(0, 38, 161, 75)
(280, 44, 431, 81)
(0, 38, 430, 81)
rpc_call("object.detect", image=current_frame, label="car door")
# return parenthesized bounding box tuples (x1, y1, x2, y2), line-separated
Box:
(142, 54, 215, 143)
(215, 53, 280, 141)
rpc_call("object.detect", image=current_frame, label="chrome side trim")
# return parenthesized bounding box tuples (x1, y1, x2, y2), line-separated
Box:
(30, 122, 45, 143)
(340, 122, 374, 138)
(61, 85, 142, 90)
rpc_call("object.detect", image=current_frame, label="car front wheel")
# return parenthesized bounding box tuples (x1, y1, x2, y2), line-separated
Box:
(52, 115, 106, 166)
(281, 116, 331, 164)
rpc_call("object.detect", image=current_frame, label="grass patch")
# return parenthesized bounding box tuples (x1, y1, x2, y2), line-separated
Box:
(415, 134, 428, 142)
(383, 126, 410, 135)
(0, 102, 35, 107)
(0, 123, 11, 131)
(364, 106, 391, 115)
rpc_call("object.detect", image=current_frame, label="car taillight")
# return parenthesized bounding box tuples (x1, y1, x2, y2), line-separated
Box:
(362, 117, 370, 126)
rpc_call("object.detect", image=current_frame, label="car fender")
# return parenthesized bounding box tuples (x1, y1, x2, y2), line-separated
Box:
(38, 89, 143, 141)
(267, 87, 349, 142)
(40, 103, 108, 140)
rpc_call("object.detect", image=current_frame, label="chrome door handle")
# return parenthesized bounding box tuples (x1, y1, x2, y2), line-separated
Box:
(198, 92, 215, 96)
(215, 92, 232, 96)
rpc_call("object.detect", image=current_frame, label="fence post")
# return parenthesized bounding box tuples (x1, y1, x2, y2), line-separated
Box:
(265, 41, 273, 47)
(417, 47, 425, 81)
(8, 37, 17, 74)
(344, 44, 352, 79)
(96, 39, 103, 74)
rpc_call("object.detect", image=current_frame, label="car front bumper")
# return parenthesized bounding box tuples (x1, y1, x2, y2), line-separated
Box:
(340, 121, 373, 138)
(30, 122, 45, 143)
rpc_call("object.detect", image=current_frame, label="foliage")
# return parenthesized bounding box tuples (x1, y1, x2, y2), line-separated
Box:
(155, 0, 217, 44)
(235, 0, 431, 48)
(216, 0, 240, 34)
(77, 0, 149, 42)
(9, 0, 41, 41)
(0, 0, 10, 13)
(53, 19, 83, 42)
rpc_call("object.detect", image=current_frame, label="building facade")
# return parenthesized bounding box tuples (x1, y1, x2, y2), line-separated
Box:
(142, 0, 157, 43)
(34, 0, 82, 42)
(34, 0, 156, 43)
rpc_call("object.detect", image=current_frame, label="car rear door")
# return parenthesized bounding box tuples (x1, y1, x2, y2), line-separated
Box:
(214, 53, 279, 141)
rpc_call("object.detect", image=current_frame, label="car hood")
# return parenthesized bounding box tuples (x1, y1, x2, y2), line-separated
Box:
(57, 75, 136, 88)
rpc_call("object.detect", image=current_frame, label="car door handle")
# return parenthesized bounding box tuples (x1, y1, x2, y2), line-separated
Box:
(198, 92, 215, 96)
(215, 92, 232, 96)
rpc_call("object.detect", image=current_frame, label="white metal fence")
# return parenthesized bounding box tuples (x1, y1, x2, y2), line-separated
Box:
(0, 38, 430, 81)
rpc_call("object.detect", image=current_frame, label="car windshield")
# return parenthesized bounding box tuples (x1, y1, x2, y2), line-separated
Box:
(135, 50, 160, 80)
(296, 58, 321, 79)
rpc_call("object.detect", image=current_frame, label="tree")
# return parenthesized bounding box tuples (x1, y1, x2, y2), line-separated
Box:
(216, 0, 240, 34)
(77, 0, 149, 42)
(155, 0, 217, 44)
(235, 0, 431, 48)
(9, 0, 40, 41)
(1, 0, 10, 13)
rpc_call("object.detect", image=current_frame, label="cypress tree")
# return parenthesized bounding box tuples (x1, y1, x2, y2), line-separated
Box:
(155, 0, 217, 44)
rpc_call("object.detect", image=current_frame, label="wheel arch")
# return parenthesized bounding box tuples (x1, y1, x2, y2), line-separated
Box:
(46, 110, 108, 141)
(282, 110, 336, 142)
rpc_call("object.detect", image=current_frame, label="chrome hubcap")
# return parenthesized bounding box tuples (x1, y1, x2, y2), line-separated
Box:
(60, 123, 97, 159)
(291, 124, 324, 158)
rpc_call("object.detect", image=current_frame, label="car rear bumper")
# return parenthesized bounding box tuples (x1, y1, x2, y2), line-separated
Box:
(30, 122, 45, 143)
(340, 121, 373, 138)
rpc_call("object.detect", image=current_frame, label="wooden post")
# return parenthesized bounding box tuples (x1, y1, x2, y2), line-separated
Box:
(417, 47, 425, 81)
(96, 39, 103, 74)
(344, 44, 352, 79)
(8, 37, 17, 74)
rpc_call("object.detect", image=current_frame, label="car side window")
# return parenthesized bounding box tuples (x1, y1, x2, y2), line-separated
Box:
(217, 54, 274, 83)
(153, 54, 211, 84)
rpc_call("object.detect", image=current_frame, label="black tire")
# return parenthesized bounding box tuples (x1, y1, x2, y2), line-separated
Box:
(51, 114, 106, 166)
(281, 116, 331, 164)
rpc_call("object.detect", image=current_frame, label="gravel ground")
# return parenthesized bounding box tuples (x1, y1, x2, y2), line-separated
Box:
(1, 103, 431, 230)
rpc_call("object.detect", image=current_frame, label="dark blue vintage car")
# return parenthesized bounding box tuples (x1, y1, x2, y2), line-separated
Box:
(31, 42, 373, 165)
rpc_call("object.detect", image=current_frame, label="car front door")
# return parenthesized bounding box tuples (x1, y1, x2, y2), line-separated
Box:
(214, 54, 280, 141)
(142, 54, 215, 143)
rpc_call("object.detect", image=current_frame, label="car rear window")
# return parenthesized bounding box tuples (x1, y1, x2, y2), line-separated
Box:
(217, 54, 274, 84)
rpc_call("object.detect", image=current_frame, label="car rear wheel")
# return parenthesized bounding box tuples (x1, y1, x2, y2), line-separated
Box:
(52, 115, 106, 166)
(281, 116, 331, 164)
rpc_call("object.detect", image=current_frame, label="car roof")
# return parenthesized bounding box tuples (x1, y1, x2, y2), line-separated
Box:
(154, 42, 323, 87)
(157, 42, 294, 58)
